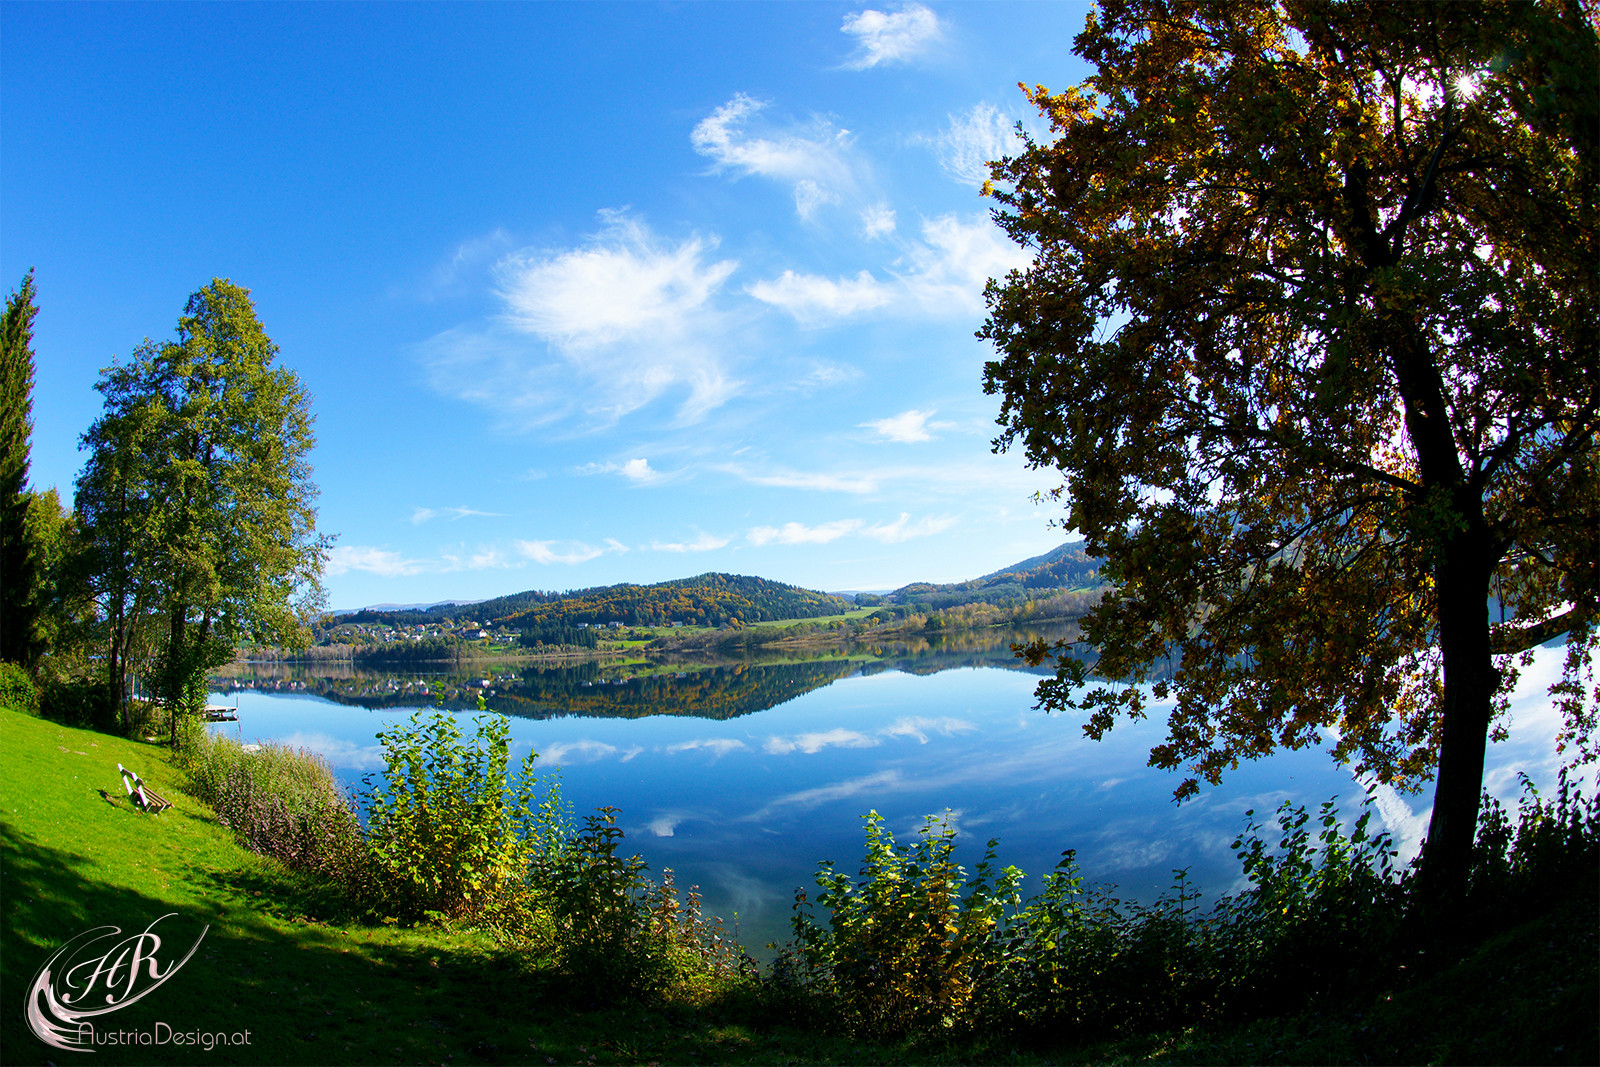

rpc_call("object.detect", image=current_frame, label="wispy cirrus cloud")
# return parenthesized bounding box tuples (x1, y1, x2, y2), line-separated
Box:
(412, 505, 501, 524)
(840, 4, 942, 70)
(692, 94, 859, 221)
(665, 738, 749, 759)
(720, 464, 880, 494)
(750, 213, 1029, 324)
(862, 512, 958, 543)
(936, 103, 1024, 187)
(763, 728, 877, 755)
(745, 269, 891, 322)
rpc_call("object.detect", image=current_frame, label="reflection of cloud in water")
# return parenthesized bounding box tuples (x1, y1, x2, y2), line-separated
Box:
(1367, 782, 1428, 860)
(764, 728, 876, 755)
(878, 716, 976, 744)
(648, 812, 687, 837)
(666, 738, 748, 758)
(541, 739, 621, 765)
(749, 769, 904, 818)
(275, 732, 387, 773)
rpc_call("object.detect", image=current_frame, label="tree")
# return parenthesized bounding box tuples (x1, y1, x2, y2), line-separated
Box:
(76, 279, 331, 732)
(981, 0, 1597, 904)
(1, 270, 45, 667)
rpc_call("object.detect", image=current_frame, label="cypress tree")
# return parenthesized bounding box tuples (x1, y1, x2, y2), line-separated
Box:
(0, 269, 42, 666)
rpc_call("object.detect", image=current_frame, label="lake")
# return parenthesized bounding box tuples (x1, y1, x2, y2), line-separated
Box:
(208, 635, 1580, 957)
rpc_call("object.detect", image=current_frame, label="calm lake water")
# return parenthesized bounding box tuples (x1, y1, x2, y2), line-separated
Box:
(208, 638, 1579, 957)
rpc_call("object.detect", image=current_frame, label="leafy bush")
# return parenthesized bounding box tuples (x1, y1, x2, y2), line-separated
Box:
(783, 811, 1024, 1035)
(35, 673, 114, 729)
(362, 709, 541, 922)
(782, 796, 1413, 1040)
(0, 661, 37, 713)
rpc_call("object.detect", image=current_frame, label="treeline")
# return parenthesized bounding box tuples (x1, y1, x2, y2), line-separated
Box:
(352, 635, 462, 664)
(517, 624, 600, 650)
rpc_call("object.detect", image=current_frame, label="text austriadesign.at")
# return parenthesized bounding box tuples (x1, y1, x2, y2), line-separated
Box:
(23, 914, 249, 1053)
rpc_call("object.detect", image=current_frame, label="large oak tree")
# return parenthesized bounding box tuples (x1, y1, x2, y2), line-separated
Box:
(981, 0, 1597, 902)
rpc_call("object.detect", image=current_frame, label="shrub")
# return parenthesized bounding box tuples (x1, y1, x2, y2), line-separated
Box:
(362, 709, 542, 922)
(783, 811, 1023, 1035)
(782, 795, 1413, 1040)
(511, 805, 752, 998)
(0, 661, 37, 714)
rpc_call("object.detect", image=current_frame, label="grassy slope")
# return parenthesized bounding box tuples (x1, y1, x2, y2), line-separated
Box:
(4, 705, 1594, 1065)
(0, 707, 952, 1066)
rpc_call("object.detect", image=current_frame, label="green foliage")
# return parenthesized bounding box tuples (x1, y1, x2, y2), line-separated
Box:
(74, 279, 330, 732)
(981, 0, 1598, 901)
(783, 812, 1025, 1035)
(0, 660, 36, 713)
(1, 270, 43, 668)
(362, 709, 540, 922)
(781, 793, 1475, 1041)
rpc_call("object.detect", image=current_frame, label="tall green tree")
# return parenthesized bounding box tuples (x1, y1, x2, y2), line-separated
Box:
(981, 0, 1597, 904)
(1, 269, 45, 668)
(76, 279, 331, 730)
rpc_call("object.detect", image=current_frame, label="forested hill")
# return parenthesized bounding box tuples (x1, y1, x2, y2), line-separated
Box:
(341, 573, 849, 630)
(876, 542, 1103, 612)
(498, 573, 849, 629)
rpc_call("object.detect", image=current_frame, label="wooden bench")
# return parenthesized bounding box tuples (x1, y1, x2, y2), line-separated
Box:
(117, 763, 173, 814)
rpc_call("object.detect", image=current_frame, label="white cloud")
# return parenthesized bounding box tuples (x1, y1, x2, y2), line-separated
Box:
(650, 531, 731, 553)
(422, 212, 742, 428)
(748, 520, 863, 546)
(764, 728, 879, 755)
(747, 213, 1030, 324)
(692, 94, 857, 220)
(937, 103, 1023, 187)
(746, 269, 891, 321)
(514, 539, 607, 566)
(498, 212, 736, 348)
(648, 813, 686, 837)
(896, 213, 1033, 314)
(722, 465, 880, 494)
(861, 202, 897, 239)
(862, 408, 938, 443)
(840, 4, 942, 69)
(412, 505, 500, 524)
(578, 458, 667, 484)
(752, 769, 905, 817)
(862, 512, 958, 543)
(326, 546, 426, 578)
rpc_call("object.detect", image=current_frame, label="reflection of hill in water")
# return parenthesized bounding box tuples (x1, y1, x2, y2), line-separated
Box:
(213, 623, 1097, 721)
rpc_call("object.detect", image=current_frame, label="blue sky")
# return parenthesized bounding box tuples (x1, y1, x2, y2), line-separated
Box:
(3, 1, 1095, 609)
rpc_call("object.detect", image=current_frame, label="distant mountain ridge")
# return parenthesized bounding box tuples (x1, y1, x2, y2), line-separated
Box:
(335, 543, 1102, 629)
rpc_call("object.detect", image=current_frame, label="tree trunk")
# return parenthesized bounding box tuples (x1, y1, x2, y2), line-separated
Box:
(1419, 508, 1497, 907)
